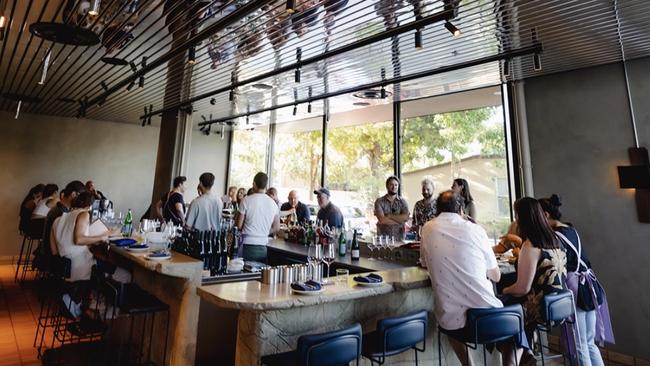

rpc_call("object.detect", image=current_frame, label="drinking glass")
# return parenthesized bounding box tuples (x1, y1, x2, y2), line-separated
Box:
(306, 244, 321, 281)
(335, 268, 349, 285)
(376, 235, 385, 260)
(367, 236, 376, 261)
(321, 243, 336, 284)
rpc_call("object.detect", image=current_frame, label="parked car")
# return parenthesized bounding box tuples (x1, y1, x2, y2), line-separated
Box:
(307, 204, 370, 235)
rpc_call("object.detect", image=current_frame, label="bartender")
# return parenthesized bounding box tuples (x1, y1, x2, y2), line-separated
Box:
(280, 190, 311, 224)
(374, 176, 409, 239)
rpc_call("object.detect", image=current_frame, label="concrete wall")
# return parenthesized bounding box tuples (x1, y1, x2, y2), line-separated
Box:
(524, 60, 650, 360)
(184, 130, 230, 203)
(0, 111, 159, 258)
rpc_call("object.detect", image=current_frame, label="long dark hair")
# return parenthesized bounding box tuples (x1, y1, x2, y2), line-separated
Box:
(538, 194, 562, 220)
(453, 178, 474, 203)
(514, 197, 559, 249)
(20, 184, 45, 210)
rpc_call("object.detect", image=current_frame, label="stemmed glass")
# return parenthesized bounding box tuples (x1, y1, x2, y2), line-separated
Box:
(376, 235, 385, 260)
(367, 236, 377, 261)
(321, 243, 336, 284)
(307, 244, 322, 281)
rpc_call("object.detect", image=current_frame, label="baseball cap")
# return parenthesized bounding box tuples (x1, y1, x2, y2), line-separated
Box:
(313, 187, 330, 197)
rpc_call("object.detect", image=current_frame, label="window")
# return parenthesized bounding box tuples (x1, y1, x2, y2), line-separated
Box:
(400, 86, 511, 239)
(271, 119, 323, 205)
(228, 127, 269, 189)
(325, 119, 393, 233)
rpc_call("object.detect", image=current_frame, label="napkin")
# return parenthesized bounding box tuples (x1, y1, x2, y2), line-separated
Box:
(129, 244, 149, 249)
(227, 258, 244, 273)
(291, 280, 322, 292)
(110, 238, 137, 247)
(354, 273, 383, 283)
(148, 250, 170, 258)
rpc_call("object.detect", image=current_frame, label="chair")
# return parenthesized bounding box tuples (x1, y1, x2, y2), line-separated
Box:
(535, 290, 577, 366)
(261, 323, 363, 366)
(17, 218, 46, 282)
(438, 304, 524, 366)
(362, 310, 427, 365)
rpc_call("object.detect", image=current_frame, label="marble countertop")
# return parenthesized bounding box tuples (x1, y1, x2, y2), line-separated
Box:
(109, 245, 203, 280)
(197, 266, 431, 311)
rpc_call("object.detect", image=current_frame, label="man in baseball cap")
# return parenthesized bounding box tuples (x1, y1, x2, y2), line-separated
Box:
(313, 187, 344, 228)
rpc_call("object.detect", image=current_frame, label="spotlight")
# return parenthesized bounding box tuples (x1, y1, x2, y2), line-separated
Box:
(97, 98, 106, 107)
(220, 124, 225, 140)
(380, 86, 386, 99)
(148, 105, 153, 125)
(37, 50, 51, 85)
(201, 115, 207, 122)
(88, 0, 101, 16)
(293, 105, 297, 116)
(295, 69, 301, 83)
(286, 0, 296, 14)
(126, 80, 135, 91)
(210, 98, 216, 105)
(14, 100, 21, 120)
(229, 90, 234, 101)
(444, 21, 460, 37)
(0, 15, 4, 41)
(533, 53, 542, 71)
(141, 56, 147, 68)
(129, 61, 138, 73)
(138, 76, 145, 88)
(307, 103, 312, 113)
(188, 46, 196, 64)
(414, 28, 423, 49)
(100, 81, 108, 91)
(502, 59, 510, 77)
(246, 115, 249, 124)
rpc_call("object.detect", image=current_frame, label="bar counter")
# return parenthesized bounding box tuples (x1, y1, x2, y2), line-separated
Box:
(108, 245, 203, 366)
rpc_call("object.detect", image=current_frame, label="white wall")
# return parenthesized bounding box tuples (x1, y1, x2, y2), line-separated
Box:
(184, 129, 230, 203)
(0, 111, 159, 257)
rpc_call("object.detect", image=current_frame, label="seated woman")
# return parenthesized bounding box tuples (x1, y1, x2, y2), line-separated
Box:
(502, 197, 567, 345)
(19, 184, 44, 234)
(539, 195, 614, 366)
(32, 183, 59, 218)
(493, 221, 522, 256)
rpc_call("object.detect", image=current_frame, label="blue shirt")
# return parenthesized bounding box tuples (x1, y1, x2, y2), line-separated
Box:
(316, 202, 344, 228)
(280, 201, 311, 224)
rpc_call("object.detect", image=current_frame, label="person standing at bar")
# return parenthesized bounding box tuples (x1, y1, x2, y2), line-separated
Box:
(185, 173, 222, 231)
(374, 176, 409, 239)
(314, 188, 344, 228)
(266, 187, 280, 207)
(452, 178, 476, 220)
(411, 177, 437, 237)
(281, 190, 311, 224)
(236, 172, 280, 262)
(163, 176, 187, 226)
(222, 186, 238, 208)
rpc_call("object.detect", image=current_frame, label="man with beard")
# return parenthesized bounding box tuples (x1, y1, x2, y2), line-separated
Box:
(374, 176, 410, 240)
(411, 177, 437, 237)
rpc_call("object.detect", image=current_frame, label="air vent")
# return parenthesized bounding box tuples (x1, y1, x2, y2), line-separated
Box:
(353, 89, 391, 99)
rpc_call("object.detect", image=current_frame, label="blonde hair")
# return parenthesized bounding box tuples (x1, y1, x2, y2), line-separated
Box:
(421, 177, 435, 189)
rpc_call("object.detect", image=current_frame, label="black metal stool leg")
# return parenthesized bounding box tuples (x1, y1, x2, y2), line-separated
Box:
(537, 329, 545, 366)
(437, 330, 442, 366)
(15, 235, 27, 282)
(414, 347, 419, 366)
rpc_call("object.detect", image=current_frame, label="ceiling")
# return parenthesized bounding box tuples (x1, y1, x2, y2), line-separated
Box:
(0, 0, 648, 128)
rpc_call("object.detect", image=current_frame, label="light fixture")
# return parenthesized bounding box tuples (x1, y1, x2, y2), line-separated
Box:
(414, 28, 423, 49)
(618, 165, 650, 189)
(286, 0, 296, 14)
(14, 100, 21, 119)
(229, 90, 234, 101)
(246, 115, 249, 124)
(293, 105, 297, 116)
(307, 86, 312, 113)
(295, 69, 301, 83)
(100, 80, 108, 91)
(201, 115, 207, 122)
(97, 97, 106, 107)
(129, 61, 138, 73)
(220, 124, 225, 140)
(210, 97, 216, 105)
(533, 53, 542, 71)
(444, 21, 460, 37)
(188, 46, 196, 64)
(88, 0, 101, 16)
(503, 59, 510, 77)
(126, 80, 135, 91)
(295, 48, 302, 83)
(138, 75, 145, 88)
(37, 50, 51, 85)
(380, 86, 387, 99)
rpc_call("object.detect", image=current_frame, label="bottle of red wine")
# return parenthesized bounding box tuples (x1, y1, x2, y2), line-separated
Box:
(351, 229, 359, 261)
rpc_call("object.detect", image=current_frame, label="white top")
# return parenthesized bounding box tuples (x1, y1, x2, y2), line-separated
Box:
(32, 199, 52, 217)
(239, 193, 279, 246)
(420, 212, 502, 330)
(186, 193, 223, 231)
(53, 209, 95, 282)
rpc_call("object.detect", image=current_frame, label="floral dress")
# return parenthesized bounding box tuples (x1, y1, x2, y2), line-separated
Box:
(523, 247, 567, 331)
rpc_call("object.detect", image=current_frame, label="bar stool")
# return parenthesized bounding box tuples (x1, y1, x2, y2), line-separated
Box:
(361, 310, 427, 365)
(535, 290, 577, 366)
(438, 304, 524, 366)
(17, 218, 46, 283)
(34, 255, 71, 357)
(261, 323, 362, 366)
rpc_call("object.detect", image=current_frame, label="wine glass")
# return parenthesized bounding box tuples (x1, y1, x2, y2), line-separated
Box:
(307, 244, 321, 281)
(321, 243, 336, 284)
(376, 235, 385, 260)
(367, 236, 376, 261)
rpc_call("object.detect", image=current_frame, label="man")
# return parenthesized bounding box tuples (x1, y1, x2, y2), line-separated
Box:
(185, 173, 223, 231)
(162, 176, 187, 226)
(221, 186, 238, 208)
(420, 191, 523, 366)
(85, 180, 106, 200)
(411, 177, 437, 237)
(280, 190, 311, 224)
(43, 180, 86, 258)
(266, 187, 280, 206)
(374, 176, 409, 239)
(314, 188, 344, 228)
(236, 172, 280, 262)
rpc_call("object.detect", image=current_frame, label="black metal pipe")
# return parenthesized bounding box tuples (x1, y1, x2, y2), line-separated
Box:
(138, 6, 456, 119)
(196, 44, 542, 126)
(86, 0, 274, 110)
(393, 100, 402, 195)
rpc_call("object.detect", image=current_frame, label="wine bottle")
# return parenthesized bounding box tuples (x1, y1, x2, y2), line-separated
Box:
(122, 208, 133, 236)
(338, 228, 347, 257)
(351, 229, 360, 261)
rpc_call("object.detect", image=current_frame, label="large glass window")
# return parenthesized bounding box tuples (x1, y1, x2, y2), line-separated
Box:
(228, 127, 269, 189)
(271, 119, 323, 207)
(400, 88, 510, 239)
(325, 119, 394, 233)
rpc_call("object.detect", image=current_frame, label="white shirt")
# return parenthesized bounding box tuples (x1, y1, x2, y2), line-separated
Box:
(240, 193, 279, 246)
(53, 210, 95, 282)
(420, 212, 502, 330)
(186, 193, 223, 231)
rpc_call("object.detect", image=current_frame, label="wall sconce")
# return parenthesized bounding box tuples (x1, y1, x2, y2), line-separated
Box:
(618, 147, 650, 222)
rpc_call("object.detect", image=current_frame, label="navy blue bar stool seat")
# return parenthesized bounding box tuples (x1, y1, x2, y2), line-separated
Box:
(261, 323, 362, 366)
(535, 290, 577, 366)
(362, 310, 427, 365)
(438, 304, 525, 366)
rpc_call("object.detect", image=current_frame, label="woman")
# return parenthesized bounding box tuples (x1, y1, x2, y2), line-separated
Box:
(233, 187, 246, 213)
(32, 183, 59, 218)
(502, 197, 566, 343)
(451, 178, 476, 220)
(539, 195, 614, 366)
(19, 184, 44, 233)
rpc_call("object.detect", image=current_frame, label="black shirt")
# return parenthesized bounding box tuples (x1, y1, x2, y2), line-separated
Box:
(556, 225, 592, 272)
(280, 201, 311, 224)
(316, 202, 344, 228)
(163, 191, 185, 225)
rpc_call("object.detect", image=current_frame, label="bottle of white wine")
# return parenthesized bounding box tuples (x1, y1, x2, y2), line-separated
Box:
(351, 229, 359, 261)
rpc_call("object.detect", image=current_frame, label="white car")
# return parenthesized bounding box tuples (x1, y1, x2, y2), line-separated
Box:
(307, 204, 370, 235)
